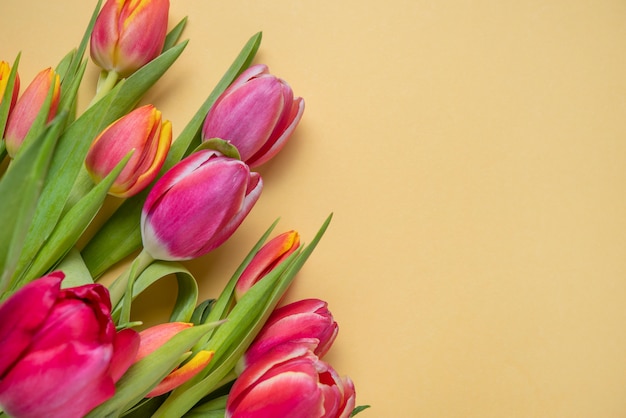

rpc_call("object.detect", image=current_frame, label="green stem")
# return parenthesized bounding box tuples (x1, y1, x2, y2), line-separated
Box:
(88, 70, 119, 108)
(109, 248, 154, 326)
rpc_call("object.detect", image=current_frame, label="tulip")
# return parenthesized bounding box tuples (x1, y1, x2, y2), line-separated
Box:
(226, 343, 355, 418)
(201, 64, 304, 168)
(0, 60, 20, 112)
(90, 0, 170, 78)
(0, 272, 140, 418)
(235, 230, 300, 300)
(240, 299, 338, 370)
(4, 67, 60, 157)
(141, 149, 263, 261)
(85, 104, 172, 197)
(135, 322, 214, 397)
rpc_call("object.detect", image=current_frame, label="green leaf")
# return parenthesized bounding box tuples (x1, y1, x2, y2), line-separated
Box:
(351, 405, 372, 416)
(11, 40, 188, 286)
(184, 395, 227, 418)
(54, 247, 95, 287)
(163, 17, 188, 52)
(0, 112, 66, 298)
(109, 259, 199, 324)
(19, 152, 132, 284)
(85, 323, 220, 418)
(0, 53, 20, 141)
(81, 32, 263, 278)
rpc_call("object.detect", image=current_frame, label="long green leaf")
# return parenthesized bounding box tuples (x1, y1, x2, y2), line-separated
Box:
(0, 53, 20, 141)
(0, 113, 66, 298)
(81, 32, 263, 278)
(19, 153, 131, 284)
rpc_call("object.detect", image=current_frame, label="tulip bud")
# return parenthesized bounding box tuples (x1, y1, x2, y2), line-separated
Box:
(201, 64, 304, 168)
(135, 322, 214, 397)
(241, 299, 338, 370)
(0, 272, 140, 418)
(235, 230, 300, 300)
(0, 60, 20, 112)
(4, 67, 60, 157)
(90, 0, 170, 78)
(85, 104, 172, 197)
(226, 343, 355, 418)
(141, 149, 263, 261)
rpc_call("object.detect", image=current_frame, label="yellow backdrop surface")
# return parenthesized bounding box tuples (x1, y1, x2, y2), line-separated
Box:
(3, 1, 626, 416)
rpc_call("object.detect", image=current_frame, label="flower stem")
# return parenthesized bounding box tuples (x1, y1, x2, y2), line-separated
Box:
(88, 70, 119, 108)
(109, 248, 154, 326)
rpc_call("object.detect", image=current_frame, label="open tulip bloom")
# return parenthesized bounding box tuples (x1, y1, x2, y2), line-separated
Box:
(0, 0, 367, 417)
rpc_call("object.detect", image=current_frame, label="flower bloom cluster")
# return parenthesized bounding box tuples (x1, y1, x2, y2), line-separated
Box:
(0, 0, 362, 416)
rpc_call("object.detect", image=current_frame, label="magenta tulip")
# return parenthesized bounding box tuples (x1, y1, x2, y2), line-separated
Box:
(140, 149, 263, 261)
(226, 343, 355, 418)
(235, 230, 300, 300)
(84, 104, 172, 197)
(241, 299, 338, 369)
(201, 64, 304, 168)
(4, 67, 60, 157)
(0, 272, 140, 418)
(90, 0, 170, 77)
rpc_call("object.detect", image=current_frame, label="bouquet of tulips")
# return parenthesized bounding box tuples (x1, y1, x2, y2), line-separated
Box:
(0, 1, 369, 417)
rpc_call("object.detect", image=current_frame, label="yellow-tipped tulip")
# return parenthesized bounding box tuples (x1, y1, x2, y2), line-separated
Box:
(85, 104, 172, 198)
(0, 60, 20, 112)
(4, 67, 60, 158)
(90, 0, 170, 78)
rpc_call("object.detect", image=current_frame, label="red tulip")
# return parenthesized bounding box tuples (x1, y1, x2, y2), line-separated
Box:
(241, 299, 338, 369)
(135, 322, 214, 398)
(226, 343, 355, 418)
(4, 67, 60, 157)
(90, 0, 170, 77)
(235, 230, 300, 300)
(201, 64, 304, 168)
(0, 272, 139, 418)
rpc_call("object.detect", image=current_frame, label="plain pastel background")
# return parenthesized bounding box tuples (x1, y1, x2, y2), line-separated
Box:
(3, 1, 626, 416)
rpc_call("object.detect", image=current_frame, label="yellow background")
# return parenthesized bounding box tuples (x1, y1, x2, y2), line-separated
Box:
(3, 1, 626, 416)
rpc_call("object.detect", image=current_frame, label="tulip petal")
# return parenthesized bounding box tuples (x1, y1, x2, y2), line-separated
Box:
(108, 328, 141, 381)
(0, 341, 114, 418)
(0, 272, 63, 376)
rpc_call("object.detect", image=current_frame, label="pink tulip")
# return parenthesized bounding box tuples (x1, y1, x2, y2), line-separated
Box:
(0, 272, 139, 418)
(4, 67, 60, 157)
(141, 149, 263, 261)
(226, 343, 355, 418)
(241, 299, 338, 369)
(85, 104, 172, 197)
(0, 60, 20, 112)
(235, 230, 300, 300)
(90, 0, 170, 77)
(201, 64, 304, 168)
(134, 322, 214, 397)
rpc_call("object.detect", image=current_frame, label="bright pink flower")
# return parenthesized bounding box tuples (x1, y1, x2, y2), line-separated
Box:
(134, 322, 214, 397)
(4, 67, 60, 157)
(235, 230, 300, 300)
(0, 60, 20, 113)
(85, 104, 172, 197)
(141, 149, 263, 261)
(227, 343, 355, 418)
(90, 0, 170, 77)
(201, 64, 304, 168)
(0, 272, 139, 418)
(241, 299, 338, 369)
